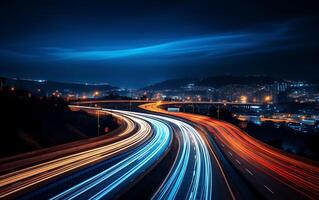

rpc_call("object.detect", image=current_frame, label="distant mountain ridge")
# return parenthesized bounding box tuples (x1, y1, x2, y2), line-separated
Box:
(142, 75, 280, 90)
(1, 77, 118, 93)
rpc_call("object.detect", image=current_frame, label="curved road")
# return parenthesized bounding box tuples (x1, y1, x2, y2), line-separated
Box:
(48, 110, 172, 199)
(0, 109, 149, 199)
(115, 111, 215, 200)
(2, 101, 317, 200)
(140, 101, 319, 199)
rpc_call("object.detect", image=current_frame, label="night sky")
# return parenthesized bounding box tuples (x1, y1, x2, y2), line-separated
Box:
(0, 0, 318, 88)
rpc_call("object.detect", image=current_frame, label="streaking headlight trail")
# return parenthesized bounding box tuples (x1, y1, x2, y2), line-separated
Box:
(115, 111, 213, 200)
(149, 114, 212, 200)
(50, 110, 172, 200)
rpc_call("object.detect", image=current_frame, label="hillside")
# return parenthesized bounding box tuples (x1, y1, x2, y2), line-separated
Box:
(1, 77, 118, 94)
(142, 75, 280, 90)
(0, 87, 119, 158)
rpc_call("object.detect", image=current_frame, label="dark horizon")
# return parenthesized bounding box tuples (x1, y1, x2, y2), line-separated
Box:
(1, 73, 318, 90)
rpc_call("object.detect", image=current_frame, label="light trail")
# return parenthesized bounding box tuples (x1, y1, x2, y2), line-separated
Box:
(107, 110, 215, 199)
(50, 110, 172, 200)
(140, 103, 236, 199)
(202, 118, 319, 198)
(65, 107, 213, 199)
(140, 102, 319, 199)
(112, 110, 213, 199)
(0, 109, 151, 199)
(139, 113, 213, 200)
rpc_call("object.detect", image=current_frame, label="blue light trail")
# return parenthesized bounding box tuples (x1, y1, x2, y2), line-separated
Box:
(146, 114, 213, 200)
(50, 111, 172, 200)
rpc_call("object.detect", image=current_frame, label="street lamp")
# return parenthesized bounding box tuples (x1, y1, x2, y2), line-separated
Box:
(95, 104, 100, 137)
(94, 91, 100, 98)
(264, 95, 272, 103)
(240, 96, 247, 104)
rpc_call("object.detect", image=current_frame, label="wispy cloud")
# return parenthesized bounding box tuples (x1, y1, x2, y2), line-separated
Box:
(48, 30, 288, 61)
(0, 24, 292, 63)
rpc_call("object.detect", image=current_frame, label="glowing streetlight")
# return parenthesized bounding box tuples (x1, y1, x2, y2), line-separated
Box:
(240, 96, 248, 103)
(264, 95, 272, 103)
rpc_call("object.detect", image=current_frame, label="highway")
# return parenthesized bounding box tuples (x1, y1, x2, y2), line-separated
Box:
(0, 105, 235, 200)
(140, 102, 319, 199)
(2, 101, 318, 199)
(118, 111, 214, 200)
(1, 108, 180, 199)
(0, 107, 132, 174)
(0, 109, 151, 199)
(114, 109, 250, 200)
(76, 99, 262, 106)
(47, 110, 172, 199)
(42, 109, 217, 199)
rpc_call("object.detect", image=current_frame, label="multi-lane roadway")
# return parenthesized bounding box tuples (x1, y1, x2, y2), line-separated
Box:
(0, 108, 149, 198)
(0, 101, 318, 199)
(140, 101, 319, 199)
(0, 106, 225, 199)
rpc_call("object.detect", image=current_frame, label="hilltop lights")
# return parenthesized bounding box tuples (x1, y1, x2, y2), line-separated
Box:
(264, 95, 272, 103)
(240, 95, 248, 103)
(94, 91, 100, 97)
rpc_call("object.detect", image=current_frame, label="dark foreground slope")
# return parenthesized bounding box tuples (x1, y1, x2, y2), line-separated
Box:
(0, 88, 118, 158)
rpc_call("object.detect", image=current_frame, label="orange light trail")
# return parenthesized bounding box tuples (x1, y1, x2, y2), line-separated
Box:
(140, 102, 319, 199)
(0, 108, 152, 199)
